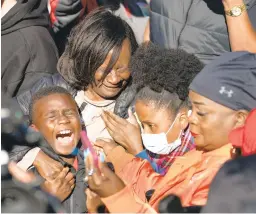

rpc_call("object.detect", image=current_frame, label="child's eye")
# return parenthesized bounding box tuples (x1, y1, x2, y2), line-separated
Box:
(48, 115, 56, 119)
(65, 111, 75, 116)
(148, 124, 155, 129)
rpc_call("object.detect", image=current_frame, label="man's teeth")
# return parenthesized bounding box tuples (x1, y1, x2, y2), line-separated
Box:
(59, 130, 71, 135)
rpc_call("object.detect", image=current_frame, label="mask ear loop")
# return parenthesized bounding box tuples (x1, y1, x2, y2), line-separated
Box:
(165, 113, 180, 135)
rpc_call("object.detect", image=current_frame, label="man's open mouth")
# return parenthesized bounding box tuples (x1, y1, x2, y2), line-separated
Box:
(56, 129, 74, 145)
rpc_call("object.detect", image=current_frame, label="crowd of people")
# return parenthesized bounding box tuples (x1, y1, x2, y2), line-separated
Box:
(1, 0, 256, 213)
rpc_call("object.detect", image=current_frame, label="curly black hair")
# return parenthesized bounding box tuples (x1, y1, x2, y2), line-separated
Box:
(130, 43, 204, 114)
(57, 8, 138, 90)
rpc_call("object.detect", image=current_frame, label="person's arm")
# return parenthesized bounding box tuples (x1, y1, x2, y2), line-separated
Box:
(223, 0, 256, 52)
(16, 147, 41, 171)
(85, 154, 157, 213)
(95, 139, 163, 201)
(106, 146, 163, 200)
(15, 148, 64, 180)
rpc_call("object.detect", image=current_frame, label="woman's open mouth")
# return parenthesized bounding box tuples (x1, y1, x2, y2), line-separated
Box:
(56, 129, 74, 146)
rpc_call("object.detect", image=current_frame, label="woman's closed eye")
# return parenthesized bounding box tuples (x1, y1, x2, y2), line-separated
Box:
(116, 66, 128, 73)
(197, 111, 207, 117)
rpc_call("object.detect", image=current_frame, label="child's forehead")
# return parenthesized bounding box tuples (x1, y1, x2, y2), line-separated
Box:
(38, 93, 74, 102)
(35, 93, 78, 112)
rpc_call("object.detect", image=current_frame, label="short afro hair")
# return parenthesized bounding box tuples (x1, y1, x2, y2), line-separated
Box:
(29, 86, 75, 124)
(130, 43, 204, 114)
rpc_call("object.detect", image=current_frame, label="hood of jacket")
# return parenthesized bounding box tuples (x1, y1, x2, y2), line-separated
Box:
(1, 0, 49, 35)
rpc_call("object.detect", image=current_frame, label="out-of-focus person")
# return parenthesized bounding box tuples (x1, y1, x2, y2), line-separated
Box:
(202, 109, 256, 212)
(229, 108, 256, 157)
(1, 0, 59, 99)
(48, 0, 150, 54)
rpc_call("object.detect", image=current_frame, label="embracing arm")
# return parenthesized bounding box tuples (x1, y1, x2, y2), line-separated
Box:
(106, 146, 163, 201)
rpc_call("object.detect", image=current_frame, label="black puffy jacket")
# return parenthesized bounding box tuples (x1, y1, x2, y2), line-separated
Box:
(150, 0, 256, 64)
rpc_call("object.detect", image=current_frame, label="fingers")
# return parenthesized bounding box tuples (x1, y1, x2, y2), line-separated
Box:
(85, 188, 98, 198)
(99, 161, 116, 179)
(85, 153, 99, 177)
(69, 178, 75, 186)
(71, 184, 75, 190)
(127, 108, 139, 125)
(85, 188, 92, 197)
(8, 161, 36, 183)
(56, 167, 69, 180)
(105, 126, 115, 138)
(94, 139, 117, 157)
(104, 111, 127, 126)
(65, 171, 74, 182)
(101, 112, 118, 132)
(86, 154, 103, 186)
(95, 138, 116, 149)
(94, 139, 108, 149)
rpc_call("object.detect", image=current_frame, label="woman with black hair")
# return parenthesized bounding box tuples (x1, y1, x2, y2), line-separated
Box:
(12, 8, 138, 180)
(99, 43, 203, 175)
(57, 8, 138, 143)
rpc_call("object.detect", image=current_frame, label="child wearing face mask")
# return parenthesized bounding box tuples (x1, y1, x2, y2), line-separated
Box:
(135, 92, 195, 176)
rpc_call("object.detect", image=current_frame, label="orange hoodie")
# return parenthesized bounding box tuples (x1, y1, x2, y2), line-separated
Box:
(101, 144, 232, 213)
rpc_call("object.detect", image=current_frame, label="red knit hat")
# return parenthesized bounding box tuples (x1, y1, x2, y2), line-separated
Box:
(229, 109, 256, 156)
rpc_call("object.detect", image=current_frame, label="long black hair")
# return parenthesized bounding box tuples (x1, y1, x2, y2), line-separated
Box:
(58, 8, 138, 90)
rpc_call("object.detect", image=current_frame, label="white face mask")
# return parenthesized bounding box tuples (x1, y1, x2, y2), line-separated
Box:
(141, 114, 182, 155)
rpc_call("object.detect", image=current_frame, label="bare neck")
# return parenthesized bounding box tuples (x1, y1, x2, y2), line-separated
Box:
(85, 86, 106, 102)
(1, 0, 17, 18)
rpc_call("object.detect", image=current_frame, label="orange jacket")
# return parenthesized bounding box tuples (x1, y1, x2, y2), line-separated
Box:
(101, 144, 232, 213)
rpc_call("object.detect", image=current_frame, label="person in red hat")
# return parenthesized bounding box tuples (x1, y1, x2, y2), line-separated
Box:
(202, 108, 256, 213)
(230, 108, 256, 157)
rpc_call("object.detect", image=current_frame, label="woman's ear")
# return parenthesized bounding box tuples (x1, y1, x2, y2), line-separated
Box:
(30, 124, 39, 132)
(178, 110, 189, 130)
(234, 110, 249, 129)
